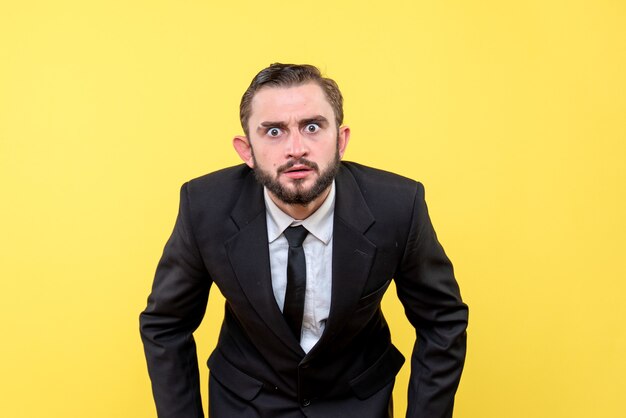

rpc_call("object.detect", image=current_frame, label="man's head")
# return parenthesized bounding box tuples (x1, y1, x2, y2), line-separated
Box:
(233, 63, 350, 216)
(239, 63, 344, 138)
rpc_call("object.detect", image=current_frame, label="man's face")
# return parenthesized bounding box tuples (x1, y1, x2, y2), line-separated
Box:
(234, 82, 350, 206)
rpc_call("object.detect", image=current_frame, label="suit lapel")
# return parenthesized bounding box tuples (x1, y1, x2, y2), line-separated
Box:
(225, 171, 304, 356)
(306, 166, 377, 359)
(224, 166, 377, 359)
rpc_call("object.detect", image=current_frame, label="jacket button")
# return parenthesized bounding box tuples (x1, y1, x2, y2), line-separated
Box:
(302, 399, 311, 407)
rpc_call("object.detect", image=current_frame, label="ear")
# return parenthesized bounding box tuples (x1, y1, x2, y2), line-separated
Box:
(233, 135, 255, 168)
(337, 125, 351, 159)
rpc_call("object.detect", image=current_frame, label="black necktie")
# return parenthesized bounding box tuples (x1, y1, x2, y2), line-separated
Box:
(283, 225, 308, 341)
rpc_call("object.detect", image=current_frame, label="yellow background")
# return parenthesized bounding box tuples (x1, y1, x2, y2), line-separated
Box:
(1, 1, 625, 417)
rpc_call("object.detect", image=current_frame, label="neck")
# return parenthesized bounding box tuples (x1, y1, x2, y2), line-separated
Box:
(269, 187, 331, 220)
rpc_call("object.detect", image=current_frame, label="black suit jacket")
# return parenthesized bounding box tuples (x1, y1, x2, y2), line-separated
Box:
(140, 162, 468, 418)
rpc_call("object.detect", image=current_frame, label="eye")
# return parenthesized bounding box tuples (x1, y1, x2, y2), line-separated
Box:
(304, 123, 320, 133)
(267, 127, 282, 137)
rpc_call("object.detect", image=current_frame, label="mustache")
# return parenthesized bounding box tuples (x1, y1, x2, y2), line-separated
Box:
(276, 158, 319, 174)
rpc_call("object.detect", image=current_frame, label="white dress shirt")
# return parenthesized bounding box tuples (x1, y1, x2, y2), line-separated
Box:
(264, 183, 335, 353)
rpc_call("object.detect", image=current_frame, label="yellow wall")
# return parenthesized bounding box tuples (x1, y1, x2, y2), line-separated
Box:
(1, 1, 625, 417)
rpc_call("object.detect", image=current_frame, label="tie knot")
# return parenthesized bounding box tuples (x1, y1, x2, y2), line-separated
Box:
(284, 225, 308, 247)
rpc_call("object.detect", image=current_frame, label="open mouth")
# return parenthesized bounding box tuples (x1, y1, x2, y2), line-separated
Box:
(278, 159, 319, 180)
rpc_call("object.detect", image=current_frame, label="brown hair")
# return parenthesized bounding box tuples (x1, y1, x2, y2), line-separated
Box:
(239, 63, 344, 137)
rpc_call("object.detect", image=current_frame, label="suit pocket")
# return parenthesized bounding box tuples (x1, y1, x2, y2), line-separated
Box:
(207, 349, 263, 401)
(355, 280, 391, 312)
(349, 344, 405, 400)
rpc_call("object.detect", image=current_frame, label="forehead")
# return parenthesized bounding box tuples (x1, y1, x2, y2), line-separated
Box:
(249, 82, 334, 122)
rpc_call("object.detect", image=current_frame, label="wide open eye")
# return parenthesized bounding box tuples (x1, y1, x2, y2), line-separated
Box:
(304, 123, 320, 133)
(267, 127, 282, 137)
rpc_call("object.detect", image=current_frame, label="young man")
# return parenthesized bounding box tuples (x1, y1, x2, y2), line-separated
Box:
(140, 63, 468, 418)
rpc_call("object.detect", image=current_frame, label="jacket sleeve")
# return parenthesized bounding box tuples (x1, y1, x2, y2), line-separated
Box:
(394, 182, 468, 418)
(139, 183, 212, 418)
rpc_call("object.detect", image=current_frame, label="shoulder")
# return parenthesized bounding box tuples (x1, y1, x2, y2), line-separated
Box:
(340, 161, 424, 202)
(183, 164, 254, 200)
(179, 164, 257, 216)
(186, 164, 252, 193)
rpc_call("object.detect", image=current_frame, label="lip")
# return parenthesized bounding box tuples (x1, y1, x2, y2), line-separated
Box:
(282, 165, 314, 179)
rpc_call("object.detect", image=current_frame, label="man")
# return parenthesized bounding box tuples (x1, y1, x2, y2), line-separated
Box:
(140, 63, 468, 418)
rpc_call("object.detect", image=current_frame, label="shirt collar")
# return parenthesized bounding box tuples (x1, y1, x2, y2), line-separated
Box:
(264, 181, 335, 245)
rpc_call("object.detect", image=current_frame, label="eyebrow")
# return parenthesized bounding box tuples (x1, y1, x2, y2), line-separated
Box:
(300, 116, 329, 127)
(256, 115, 330, 132)
(258, 121, 288, 131)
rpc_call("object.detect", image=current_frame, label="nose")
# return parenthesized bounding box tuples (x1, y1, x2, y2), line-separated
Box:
(286, 130, 308, 159)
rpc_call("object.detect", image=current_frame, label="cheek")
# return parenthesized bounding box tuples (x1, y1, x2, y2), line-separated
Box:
(255, 150, 281, 169)
(320, 143, 339, 159)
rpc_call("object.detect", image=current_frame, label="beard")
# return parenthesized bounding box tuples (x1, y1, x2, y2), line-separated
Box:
(252, 150, 341, 205)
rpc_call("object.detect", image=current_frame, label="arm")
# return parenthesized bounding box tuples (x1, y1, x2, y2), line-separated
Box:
(395, 183, 468, 418)
(139, 183, 212, 418)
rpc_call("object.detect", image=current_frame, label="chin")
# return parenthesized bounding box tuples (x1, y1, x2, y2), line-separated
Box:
(282, 177, 314, 189)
